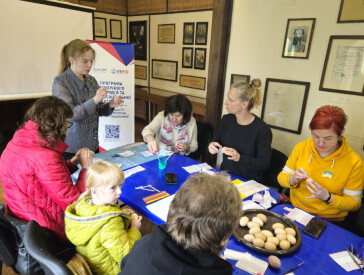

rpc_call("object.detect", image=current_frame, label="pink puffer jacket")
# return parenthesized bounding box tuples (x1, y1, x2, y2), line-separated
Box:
(0, 120, 86, 238)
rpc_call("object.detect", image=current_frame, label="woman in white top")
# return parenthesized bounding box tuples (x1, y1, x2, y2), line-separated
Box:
(142, 95, 197, 155)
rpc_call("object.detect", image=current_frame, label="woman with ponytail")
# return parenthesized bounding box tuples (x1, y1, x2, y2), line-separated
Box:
(208, 79, 272, 182)
(52, 39, 122, 160)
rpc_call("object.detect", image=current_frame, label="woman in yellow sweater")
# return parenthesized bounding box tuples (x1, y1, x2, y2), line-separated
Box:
(278, 106, 364, 222)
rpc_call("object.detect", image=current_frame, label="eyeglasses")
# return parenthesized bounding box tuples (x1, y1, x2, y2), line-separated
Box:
(67, 121, 73, 129)
(347, 244, 364, 272)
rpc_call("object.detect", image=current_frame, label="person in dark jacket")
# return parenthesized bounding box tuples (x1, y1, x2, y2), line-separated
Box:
(209, 79, 272, 182)
(119, 172, 242, 275)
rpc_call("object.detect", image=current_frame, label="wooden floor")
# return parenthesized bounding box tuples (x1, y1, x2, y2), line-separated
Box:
(0, 118, 147, 275)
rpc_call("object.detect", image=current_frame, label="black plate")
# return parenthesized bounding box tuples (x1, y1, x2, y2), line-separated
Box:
(233, 209, 301, 255)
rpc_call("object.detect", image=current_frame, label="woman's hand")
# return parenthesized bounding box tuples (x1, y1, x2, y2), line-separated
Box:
(70, 148, 88, 166)
(208, 142, 221, 154)
(109, 95, 122, 108)
(93, 87, 108, 104)
(289, 168, 308, 186)
(79, 148, 93, 169)
(176, 142, 188, 152)
(305, 179, 331, 202)
(222, 147, 240, 162)
(145, 135, 158, 154)
(130, 213, 142, 230)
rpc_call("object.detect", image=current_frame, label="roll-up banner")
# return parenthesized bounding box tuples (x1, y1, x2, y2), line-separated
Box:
(88, 41, 135, 151)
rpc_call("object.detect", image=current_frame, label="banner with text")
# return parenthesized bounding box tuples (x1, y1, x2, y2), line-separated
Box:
(88, 41, 135, 151)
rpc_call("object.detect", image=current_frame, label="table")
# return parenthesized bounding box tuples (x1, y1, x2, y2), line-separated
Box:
(135, 86, 206, 122)
(120, 153, 280, 225)
(225, 204, 364, 274)
(71, 142, 158, 182)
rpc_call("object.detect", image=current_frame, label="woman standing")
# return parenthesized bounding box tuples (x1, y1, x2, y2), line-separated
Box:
(278, 106, 364, 222)
(208, 79, 272, 181)
(52, 39, 122, 159)
(142, 94, 197, 155)
(0, 96, 93, 238)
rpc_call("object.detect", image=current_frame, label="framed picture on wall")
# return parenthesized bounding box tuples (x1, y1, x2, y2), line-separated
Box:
(135, 65, 147, 80)
(230, 74, 250, 86)
(261, 78, 310, 134)
(194, 48, 206, 70)
(152, 59, 178, 82)
(182, 47, 193, 68)
(94, 17, 107, 38)
(110, 19, 122, 39)
(158, 24, 175, 43)
(282, 18, 316, 59)
(180, 75, 206, 90)
(183, 22, 194, 45)
(196, 22, 208, 45)
(129, 21, 147, 61)
(320, 35, 364, 96)
(337, 0, 364, 23)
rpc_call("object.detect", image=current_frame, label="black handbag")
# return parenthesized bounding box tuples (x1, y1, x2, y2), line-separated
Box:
(0, 203, 44, 275)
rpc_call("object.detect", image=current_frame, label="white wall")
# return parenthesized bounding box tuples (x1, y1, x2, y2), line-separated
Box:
(224, 0, 364, 159)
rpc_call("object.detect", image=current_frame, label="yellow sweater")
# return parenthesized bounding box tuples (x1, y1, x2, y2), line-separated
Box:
(278, 137, 364, 221)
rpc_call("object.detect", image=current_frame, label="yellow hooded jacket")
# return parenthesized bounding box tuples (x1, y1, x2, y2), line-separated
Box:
(64, 197, 141, 275)
(278, 137, 364, 221)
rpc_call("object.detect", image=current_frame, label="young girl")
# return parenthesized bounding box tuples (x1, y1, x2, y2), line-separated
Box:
(65, 161, 142, 275)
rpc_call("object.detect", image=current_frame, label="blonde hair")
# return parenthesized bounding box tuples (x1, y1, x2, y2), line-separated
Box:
(58, 39, 95, 75)
(76, 161, 125, 204)
(167, 172, 242, 255)
(231, 78, 262, 111)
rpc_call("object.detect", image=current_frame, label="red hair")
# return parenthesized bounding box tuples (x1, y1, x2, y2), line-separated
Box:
(309, 105, 347, 136)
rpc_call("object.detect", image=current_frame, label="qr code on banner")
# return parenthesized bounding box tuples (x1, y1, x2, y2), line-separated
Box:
(105, 125, 120, 139)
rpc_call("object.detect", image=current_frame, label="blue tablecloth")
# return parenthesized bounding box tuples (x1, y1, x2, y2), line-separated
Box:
(120, 154, 280, 225)
(226, 204, 364, 274)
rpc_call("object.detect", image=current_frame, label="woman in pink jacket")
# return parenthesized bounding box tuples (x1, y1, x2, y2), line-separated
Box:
(0, 96, 93, 239)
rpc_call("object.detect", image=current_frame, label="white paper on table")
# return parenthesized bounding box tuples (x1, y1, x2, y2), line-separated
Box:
(223, 249, 247, 260)
(140, 150, 154, 157)
(146, 194, 175, 222)
(235, 253, 268, 275)
(252, 191, 277, 209)
(119, 150, 135, 157)
(330, 251, 361, 272)
(284, 207, 314, 226)
(124, 166, 145, 178)
(182, 163, 213, 174)
(242, 200, 265, 210)
(235, 180, 269, 197)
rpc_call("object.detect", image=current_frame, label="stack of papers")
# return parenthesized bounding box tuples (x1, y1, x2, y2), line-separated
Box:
(146, 194, 175, 222)
(223, 249, 268, 274)
(119, 150, 134, 157)
(231, 179, 269, 199)
(330, 251, 362, 272)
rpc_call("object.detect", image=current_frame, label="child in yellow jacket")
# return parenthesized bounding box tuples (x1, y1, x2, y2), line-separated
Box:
(65, 161, 142, 275)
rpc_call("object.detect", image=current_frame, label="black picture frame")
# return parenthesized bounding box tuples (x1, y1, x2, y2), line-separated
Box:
(261, 78, 310, 134)
(110, 19, 122, 39)
(94, 17, 107, 38)
(282, 18, 316, 59)
(152, 59, 178, 82)
(182, 47, 193, 69)
(337, 0, 364, 23)
(183, 22, 195, 45)
(194, 48, 206, 70)
(129, 21, 147, 61)
(319, 35, 364, 96)
(196, 22, 208, 45)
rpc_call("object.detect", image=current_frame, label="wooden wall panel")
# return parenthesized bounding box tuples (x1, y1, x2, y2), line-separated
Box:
(63, 0, 127, 15)
(127, 0, 166, 15)
(168, 0, 213, 12)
